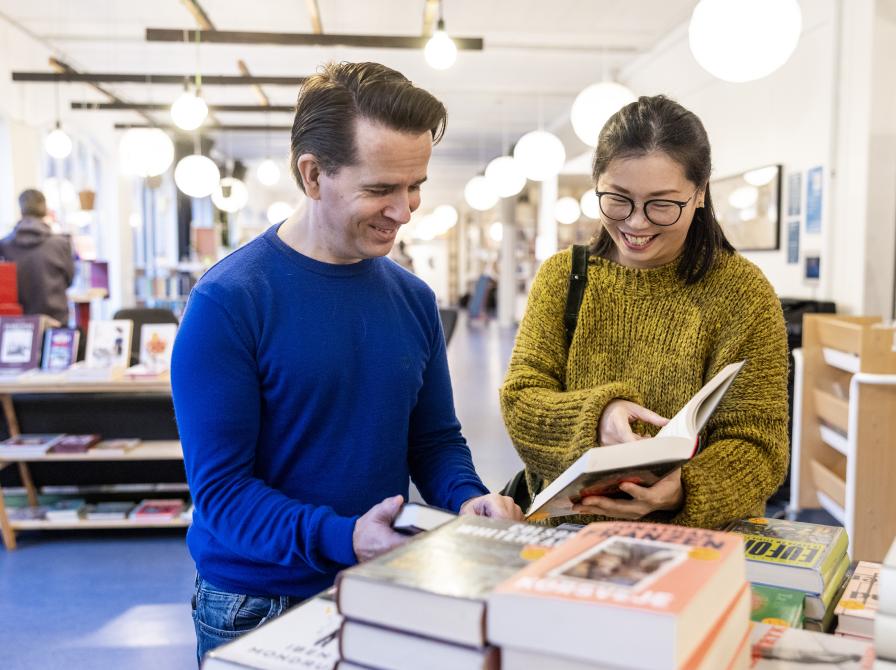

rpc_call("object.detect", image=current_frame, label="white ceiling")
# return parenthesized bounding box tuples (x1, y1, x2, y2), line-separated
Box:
(1, 0, 699, 208)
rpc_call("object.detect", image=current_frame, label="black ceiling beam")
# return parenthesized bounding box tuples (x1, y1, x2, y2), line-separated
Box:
(145, 28, 484, 50)
(73, 102, 293, 112)
(114, 123, 292, 132)
(13, 72, 306, 86)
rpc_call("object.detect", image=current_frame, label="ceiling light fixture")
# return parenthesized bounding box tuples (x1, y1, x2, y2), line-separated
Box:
(464, 176, 499, 211)
(174, 154, 220, 198)
(689, 0, 802, 83)
(424, 1, 457, 70)
(267, 201, 295, 224)
(257, 158, 281, 186)
(513, 130, 565, 182)
(484, 155, 526, 198)
(554, 197, 581, 224)
(45, 82, 72, 159)
(119, 128, 175, 177)
(570, 81, 636, 147)
(212, 177, 249, 212)
(171, 31, 209, 130)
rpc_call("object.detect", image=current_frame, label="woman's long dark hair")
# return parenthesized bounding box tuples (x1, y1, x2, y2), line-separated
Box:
(590, 95, 733, 284)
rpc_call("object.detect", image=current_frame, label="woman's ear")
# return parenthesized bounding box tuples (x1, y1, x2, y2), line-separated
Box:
(296, 153, 322, 199)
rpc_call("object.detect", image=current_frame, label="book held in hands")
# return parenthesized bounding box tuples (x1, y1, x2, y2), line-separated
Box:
(526, 360, 745, 520)
(391, 502, 456, 535)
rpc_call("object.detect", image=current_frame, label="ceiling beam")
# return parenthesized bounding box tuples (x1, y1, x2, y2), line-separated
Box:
(145, 28, 484, 50)
(73, 102, 292, 112)
(305, 0, 323, 34)
(180, 0, 215, 30)
(48, 57, 160, 127)
(237, 59, 270, 107)
(114, 123, 291, 132)
(12, 72, 306, 86)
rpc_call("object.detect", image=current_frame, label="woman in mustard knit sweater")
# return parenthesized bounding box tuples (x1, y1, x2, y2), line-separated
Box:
(500, 95, 789, 530)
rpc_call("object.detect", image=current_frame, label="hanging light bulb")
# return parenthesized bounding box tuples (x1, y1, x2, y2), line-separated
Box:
(432, 204, 459, 230)
(174, 154, 220, 198)
(45, 123, 73, 159)
(488, 222, 504, 243)
(570, 81, 637, 147)
(484, 156, 527, 198)
(171, 88, 208, 131)
(267, 201, 295, 225)
(119, 128, 174, 177)
(554, 197, 581, 224)
(689, 0, 802, 83)
(212, 177, 249, 213)
(580, 190, 600, 219)
(513, 130, 566, 182)
(257, 159, 281, 186)
(464, 176, 499, 211)
(425, 19, 457, 70)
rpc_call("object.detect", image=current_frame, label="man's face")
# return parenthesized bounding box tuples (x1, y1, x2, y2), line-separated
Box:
(314, 118, 432, 263)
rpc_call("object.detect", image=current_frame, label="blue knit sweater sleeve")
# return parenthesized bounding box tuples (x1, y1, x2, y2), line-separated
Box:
(172, 289, 358, 572)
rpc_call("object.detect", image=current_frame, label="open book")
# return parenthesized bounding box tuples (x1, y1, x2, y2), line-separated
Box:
(525, 360, 746, 521)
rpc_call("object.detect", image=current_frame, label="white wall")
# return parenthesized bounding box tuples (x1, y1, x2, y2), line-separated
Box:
(613, 0, 895, 317)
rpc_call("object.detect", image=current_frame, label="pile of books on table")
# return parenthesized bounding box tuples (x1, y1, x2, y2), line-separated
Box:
(0, 433, 142, 458)
(726, 517, 850, 632)
(874, 538, 896, 668)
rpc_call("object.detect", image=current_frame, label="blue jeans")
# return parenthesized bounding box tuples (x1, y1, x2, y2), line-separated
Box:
(191, 574, 299, 666)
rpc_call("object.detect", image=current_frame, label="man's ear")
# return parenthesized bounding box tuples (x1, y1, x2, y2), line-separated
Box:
(296, 153, 322, 199)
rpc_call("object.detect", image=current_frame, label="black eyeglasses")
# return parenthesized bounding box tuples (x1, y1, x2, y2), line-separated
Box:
(594, 189, 699, 227)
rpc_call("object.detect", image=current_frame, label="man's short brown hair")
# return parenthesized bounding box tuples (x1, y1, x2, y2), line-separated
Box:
(289, 61, 447, 192)
(19, 189, 47, 217)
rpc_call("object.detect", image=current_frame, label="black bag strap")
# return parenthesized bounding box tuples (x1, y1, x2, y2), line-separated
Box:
(564, 244, 589, 346)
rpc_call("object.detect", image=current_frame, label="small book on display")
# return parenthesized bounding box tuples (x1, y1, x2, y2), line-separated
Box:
(0, 315, 57, 374)
(84, 319, 133, 369)
(41, 327, 80, 372)
(392, 502, 456, 535)
(526, 360, 746, 521)
(49, 434, 102, 454)
(0, 433, 65, 458)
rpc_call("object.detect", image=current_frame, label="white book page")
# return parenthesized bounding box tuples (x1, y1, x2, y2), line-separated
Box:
(656, 361, 746, 440)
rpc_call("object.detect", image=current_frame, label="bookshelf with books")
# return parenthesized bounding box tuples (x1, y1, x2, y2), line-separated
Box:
(789, 315, 896, 562)
(0, 373, 183, 550)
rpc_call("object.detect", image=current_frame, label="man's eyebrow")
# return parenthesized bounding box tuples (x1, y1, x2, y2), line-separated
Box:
(362, 176, 428, 189)
(606, 183, 682, 197)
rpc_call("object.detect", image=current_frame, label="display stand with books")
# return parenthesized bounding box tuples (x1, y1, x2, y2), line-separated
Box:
(789, 315, 896, 562)
(0, 374, 183, 550)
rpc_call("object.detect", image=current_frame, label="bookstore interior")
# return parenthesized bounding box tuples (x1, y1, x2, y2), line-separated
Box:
(1, 1, 896, 669)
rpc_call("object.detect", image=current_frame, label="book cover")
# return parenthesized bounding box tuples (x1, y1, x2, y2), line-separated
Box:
(750, 623, 875, 669)
(487, 522, 746, 670)
(41, 327, 80, 371)
(726, 517, 848, 594)
(202, 590, 341, 670)
(84, 502, 135, 520)
(835, 562, 880, 638)
(49, 434, 102, 454)
(803, 553, 850, 621)
(336, 516, 579, 647)
(751, 584, 804, 628)
(0, 433, 66, 458)
(44, 498, 86, 521)
(392, 502, 457, 535)
(0, 315, 53, 373)
(131, 498, 185, 519)
(84, 319, 133, 369)
(91, 438, 141, 455)
(139, 323, 177, 371)
(526, 361, 745, 520)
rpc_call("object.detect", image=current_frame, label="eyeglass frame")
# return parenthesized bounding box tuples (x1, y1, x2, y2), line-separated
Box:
(593, 188, 701, 227)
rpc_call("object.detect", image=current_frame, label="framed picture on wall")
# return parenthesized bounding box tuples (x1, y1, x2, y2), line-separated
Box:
(710, 164, 782, 251)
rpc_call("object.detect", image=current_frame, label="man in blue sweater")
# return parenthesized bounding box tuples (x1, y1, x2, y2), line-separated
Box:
(172, 61, 521, 662)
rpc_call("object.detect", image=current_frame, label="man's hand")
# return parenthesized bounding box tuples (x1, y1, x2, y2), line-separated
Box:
(571, 468, 684, 520)
(352, 495, 409, 562)
(459, 493, 523, 520)
(598, 399, 668, 446)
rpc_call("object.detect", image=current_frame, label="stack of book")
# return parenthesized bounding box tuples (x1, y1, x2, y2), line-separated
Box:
(129, 498, 186, 520)
(726, 517, 849, 632)
(875, 538, 896, 668)
(44, 498, 86, 522)
(487, 522, 751, 670)
(749, 622, 875, 669)
(335, 516, 578, 670)
(833, 561, 880, 640)
(0, 434, 65, 458)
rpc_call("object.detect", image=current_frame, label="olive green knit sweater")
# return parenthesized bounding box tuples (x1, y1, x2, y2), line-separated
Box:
(499, 248, 789, 530)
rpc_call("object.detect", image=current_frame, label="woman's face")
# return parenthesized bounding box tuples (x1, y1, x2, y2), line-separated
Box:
(595, 151, 704, 269)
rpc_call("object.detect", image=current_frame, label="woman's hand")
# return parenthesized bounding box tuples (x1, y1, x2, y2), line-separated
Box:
(598, 399, 668, 445)
(571, 468, 684, 520)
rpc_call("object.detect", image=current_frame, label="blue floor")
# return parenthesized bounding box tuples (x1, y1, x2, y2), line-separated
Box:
(0, 315, 524, 670)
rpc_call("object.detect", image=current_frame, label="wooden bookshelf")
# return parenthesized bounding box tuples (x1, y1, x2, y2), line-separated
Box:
(0, 376, 182, 550)
(790, 315, 896, 562)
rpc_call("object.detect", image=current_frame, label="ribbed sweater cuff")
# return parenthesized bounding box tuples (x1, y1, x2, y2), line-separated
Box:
(448, 483, 491, 513)
(574, 382, 643, 452)
(318, 513, 360, 567)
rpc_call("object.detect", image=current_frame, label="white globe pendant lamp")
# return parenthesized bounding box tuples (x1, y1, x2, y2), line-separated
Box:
(424, 20, 457, 70)
(513, 130, 566, 182)
(45, 123, 73, 159)
(119, 128, 175, 177)
(554, 196, 581, 224)
(580, 190, 600, 220)
(174, 154, 220, 198)
(484, 155, 527, 198)
(256, 159, 281, 186)
(211, 177, 249, 213)
(432, 204, 459, 230)
(267, 201, 295, 225)
(689, 0, 802, 83)
(170, 89, 209, 131)
(570, 81, 637, 147)
(464, 176, 499, 211)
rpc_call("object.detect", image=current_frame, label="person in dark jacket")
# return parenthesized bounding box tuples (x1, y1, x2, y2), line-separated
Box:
(0, 189, 75, 324)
